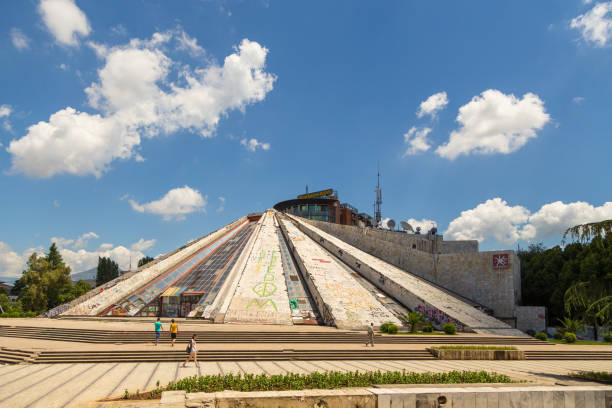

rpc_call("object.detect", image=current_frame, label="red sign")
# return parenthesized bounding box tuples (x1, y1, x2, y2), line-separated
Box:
(312, 258, 331, 264)
(492, 253, 509, 269)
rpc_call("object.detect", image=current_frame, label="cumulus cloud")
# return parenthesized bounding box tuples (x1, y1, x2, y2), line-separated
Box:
(404, 218, 438, 233)
(0, 105, 11, 118)
(573, 96, 585, 104)
(417, 91, 448, 119)
(241, 138, 271, 151)
(10, 28, 30, 50)
(571, 2, 612, 47)
(444, 198, 612, 246)
(129, 186, 207, 221)
(7, 32, 276, 178)
(38, 0, 91, 46)
(403, 126, 432, 156)
(436, 90, 550, 160)
(0, 234, 156, 278)
(217, 196, 226, 213)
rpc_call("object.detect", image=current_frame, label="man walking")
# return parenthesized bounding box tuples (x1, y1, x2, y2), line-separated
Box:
(154, 317, 163, 346)
(170, 319, 178, 347)
(366, 322, 375, 347)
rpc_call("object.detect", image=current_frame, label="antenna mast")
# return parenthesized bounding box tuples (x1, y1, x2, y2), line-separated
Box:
(374, 161, 382, 224)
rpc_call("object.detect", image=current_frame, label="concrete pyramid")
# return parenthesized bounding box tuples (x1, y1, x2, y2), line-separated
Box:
(52, 210, 524, 335)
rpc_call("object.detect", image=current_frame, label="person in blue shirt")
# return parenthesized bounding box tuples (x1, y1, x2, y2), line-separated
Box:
(154, 317, 163, 346)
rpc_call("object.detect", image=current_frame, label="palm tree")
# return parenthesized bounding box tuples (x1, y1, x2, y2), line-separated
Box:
(563, 219, 612, 244)
(400, 311, 426, 333)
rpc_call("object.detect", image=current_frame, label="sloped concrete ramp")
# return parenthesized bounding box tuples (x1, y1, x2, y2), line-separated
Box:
(286, 214, 525, 336)
(279, 215, 401, 330)
(224, 211, 293, 325)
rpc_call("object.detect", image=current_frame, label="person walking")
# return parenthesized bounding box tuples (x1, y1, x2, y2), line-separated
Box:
(154, 317, 163, 346)
(183, 334, 199, 367)
(365, 322, 375, 347)
(170, 319, 178, 347)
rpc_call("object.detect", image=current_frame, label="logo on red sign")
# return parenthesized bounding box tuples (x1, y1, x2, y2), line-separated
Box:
(492, 253, 509, 269)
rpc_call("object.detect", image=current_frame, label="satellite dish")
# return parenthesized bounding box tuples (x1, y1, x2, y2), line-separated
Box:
(400, 221, 414, 233)
(415, 226, 421, 235)
(387, 219, 396, 230)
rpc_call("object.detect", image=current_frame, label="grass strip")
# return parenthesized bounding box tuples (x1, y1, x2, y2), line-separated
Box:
(121, 370, 514, 400)
(432, 346, 517, 351)
(569, 371, 612, 384)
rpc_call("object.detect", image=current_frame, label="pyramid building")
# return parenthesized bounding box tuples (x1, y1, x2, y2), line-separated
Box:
(49, 209, 540, 336)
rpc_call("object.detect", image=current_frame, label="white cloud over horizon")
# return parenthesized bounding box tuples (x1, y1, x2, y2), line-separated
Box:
(129, 186, 207, 221)
(216, 196, 226, 213)
(416, 91, 448, 119)
(7, 31, 276, 178)
(571, 2, 612, 47)
(0, 233, 157, 278)
(403, 126, 432, 156)
(10, 28, 30, 50)
(436, 90, 550, 160)
(38, 0, 91, 47)
(444, 198, 612, 246)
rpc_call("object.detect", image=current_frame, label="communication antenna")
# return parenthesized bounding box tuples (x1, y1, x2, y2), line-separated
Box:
(400, 221, 414, 233)
(374, 161, 382, 225)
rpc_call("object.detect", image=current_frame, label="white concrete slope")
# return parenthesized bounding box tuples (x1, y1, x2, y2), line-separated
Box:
(287, 214, 525, 336)
(224, 211, 293, 325)
(62, 217, 247, 316)
(279, 214, 401, 330)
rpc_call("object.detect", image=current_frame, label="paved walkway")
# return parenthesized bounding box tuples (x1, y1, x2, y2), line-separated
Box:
(0, 359, 611, 408)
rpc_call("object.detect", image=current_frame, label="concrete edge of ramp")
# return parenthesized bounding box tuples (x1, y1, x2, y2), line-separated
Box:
(286, 214, 526, 337)
(278, 213, 401, 330)
(161, 385, 612, 408)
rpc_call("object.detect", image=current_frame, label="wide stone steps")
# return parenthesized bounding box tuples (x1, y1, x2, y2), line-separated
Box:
(0, 326, 550, 345)
(524, 350, 612, 360)
(33, 349, 434, 363)
(0, 347, 36, 364)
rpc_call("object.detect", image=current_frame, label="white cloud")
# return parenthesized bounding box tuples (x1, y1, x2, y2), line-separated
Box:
(520, 201, 612, 241)
(8, 33, 276, 178)
(10, 28, 30, 51)
(403, 126, 432, 156)
(0, 242, 31, 278)
(38, 0, 91, 46)
(571, 2, 612, 47)
(130, 238, 156, 252)
(436, 90, 550, 160)
(129, 186, 207, 221)
(176, 30, 206, 56)
(404, 218, 438, 233)
(445, 198, 530, 245)
(573, 96, 585, 104)
(73, 232, 99, 249)
(416, 91, 448, 119)
(241, 138, 271, 151)
(217, 196, 226, 213)
(444, 198, 612, 246)
(0, 105, 11, 118)
(53, 200, 61, 207)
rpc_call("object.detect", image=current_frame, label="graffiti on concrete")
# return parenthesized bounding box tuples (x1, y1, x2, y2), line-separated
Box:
(417, 304, 464, 331)
(246, 249, 279, 311)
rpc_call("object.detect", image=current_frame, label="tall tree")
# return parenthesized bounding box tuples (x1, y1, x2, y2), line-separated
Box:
(96, 257, 119, 286)
(138, 256, 155, 267)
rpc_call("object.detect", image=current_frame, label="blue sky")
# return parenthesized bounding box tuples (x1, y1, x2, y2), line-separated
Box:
(1, 0, 611, 280)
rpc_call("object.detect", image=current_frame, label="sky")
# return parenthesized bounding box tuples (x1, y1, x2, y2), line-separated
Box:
(1, 0, 611, 281)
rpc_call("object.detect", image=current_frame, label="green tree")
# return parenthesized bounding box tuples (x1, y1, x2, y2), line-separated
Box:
(138, 256, 155, 267)
(96, 257, 119, 286)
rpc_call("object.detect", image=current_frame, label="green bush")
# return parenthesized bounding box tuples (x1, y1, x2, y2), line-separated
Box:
(422, 325, 433, 333)
(570, 371, 612, 385)
(442, 323, 457, 335)
(603, 333, 612, 343)
(553, 331, 564, 340)
(564, 332, 577, 343)
(534, 332, 548, 341)
(386, 324, 398, 334)
(380, 322, 394, 333)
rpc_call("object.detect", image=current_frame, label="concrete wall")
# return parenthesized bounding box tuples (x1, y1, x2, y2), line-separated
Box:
(517, 306, 547, 333)
(300, 218, 519, 318)
(62, 217, 247, 316)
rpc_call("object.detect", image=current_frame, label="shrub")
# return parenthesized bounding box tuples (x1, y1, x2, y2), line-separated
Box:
(386, 324, 398, 334)
(564, 332, 577, 343)
(380, 322, 394, 333)
(442, 323, 457, 335)
(553, 331, 564, 340)
(603, 333, 612, 343)
(534, 332, 548, 341)
(570, 371, 612, 385)
(422, 325, 433, 333)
